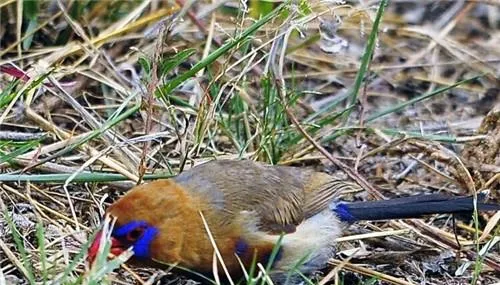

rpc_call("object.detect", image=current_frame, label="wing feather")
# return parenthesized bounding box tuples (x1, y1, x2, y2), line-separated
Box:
(174, 160, 361, 234)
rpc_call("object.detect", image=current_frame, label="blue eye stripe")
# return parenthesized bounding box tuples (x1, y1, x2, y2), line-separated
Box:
(113, 221, 148, 237)
(133, 226, 159, 259)
(112, 220, 159, 259)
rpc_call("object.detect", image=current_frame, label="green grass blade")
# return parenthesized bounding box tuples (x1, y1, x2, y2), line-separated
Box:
(366, 74, 484, 122)
(159, 3, 287, 95)
(0, 140, 41, 164)
(304, 92, 350, 123)
(25, 94, 140, 170)
(321, 74, 483, 144)
(321, 126, 460, 144)
(160, 48, 197, 75)
(347, 0, 388, 108)
(35, 222, 48, 284)
(0, 172, 174, 183)
(57, 230, 99, 283)
(4, 210, 36, 284)
(0, 79, 20, 108)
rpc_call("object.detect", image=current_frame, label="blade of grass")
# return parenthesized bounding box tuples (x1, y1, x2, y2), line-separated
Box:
(366, 74, 484, 122)
(35, 223, 48, 284)
(159, 3, 287, 95)
(0, 140, 40, 165)
(345, 0, 388, 114)
(0, 68, 52, 125)
(378, 128, 458, 142)
(285, 252, 314, 285)
(286, 106, 355, 147)
(26, 199, 57, 283)
(322, 126, 460, 144)
(4, 210, 36, 284)
(0, 172, 174, 183)
(87, 250, 134, 285)
(0, 80, 19, 108)
(264, 235, 284, 273)
(321, 74, 484, 143)
(304, 92, 350, 123)
(20, 94, 140, 172)
(58, 235, 95, 283)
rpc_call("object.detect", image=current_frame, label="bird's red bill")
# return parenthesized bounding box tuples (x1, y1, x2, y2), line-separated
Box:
(87, 231, 125, 265)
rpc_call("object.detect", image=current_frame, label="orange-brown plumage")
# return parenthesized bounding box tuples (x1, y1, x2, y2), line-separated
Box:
(103, 175, 282, 274)
(88, 159, 500, 283)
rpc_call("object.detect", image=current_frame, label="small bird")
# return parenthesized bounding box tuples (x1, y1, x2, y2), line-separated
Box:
(87, 160, 500, 283)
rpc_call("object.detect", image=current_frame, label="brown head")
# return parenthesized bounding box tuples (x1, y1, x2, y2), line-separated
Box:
(87, 179, 205, 267)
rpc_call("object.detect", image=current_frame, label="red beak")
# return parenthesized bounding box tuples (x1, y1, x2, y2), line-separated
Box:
(87, 231, 126, 265)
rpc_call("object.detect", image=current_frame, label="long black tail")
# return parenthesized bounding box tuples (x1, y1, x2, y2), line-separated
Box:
(331, 193, 500, 223)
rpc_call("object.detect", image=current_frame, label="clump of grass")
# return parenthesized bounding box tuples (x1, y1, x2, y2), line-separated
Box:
(1, 208, 132, 284)
(1, 0, 499, 284)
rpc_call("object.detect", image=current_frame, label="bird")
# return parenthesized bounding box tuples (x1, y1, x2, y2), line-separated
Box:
(87, 159, 500, 283)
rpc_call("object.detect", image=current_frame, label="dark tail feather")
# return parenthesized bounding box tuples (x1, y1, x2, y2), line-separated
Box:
(331, 193, 500, 223)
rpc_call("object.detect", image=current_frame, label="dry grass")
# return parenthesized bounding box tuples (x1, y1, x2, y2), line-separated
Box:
(1, 0, 499, 284)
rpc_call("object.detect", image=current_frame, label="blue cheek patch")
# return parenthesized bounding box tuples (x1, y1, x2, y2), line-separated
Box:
(113, 221, 149, 237)
(113, 220, 159, 259)
(132, 226, 159, 259)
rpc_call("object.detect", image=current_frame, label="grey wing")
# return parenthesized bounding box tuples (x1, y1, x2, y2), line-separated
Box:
(173, 160, 310, 233)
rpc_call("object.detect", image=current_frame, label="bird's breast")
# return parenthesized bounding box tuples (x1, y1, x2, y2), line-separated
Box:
(142, 187, 277, 274)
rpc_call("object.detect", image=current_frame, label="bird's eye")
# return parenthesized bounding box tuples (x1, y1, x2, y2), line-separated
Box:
(126, 226, 145, 242)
